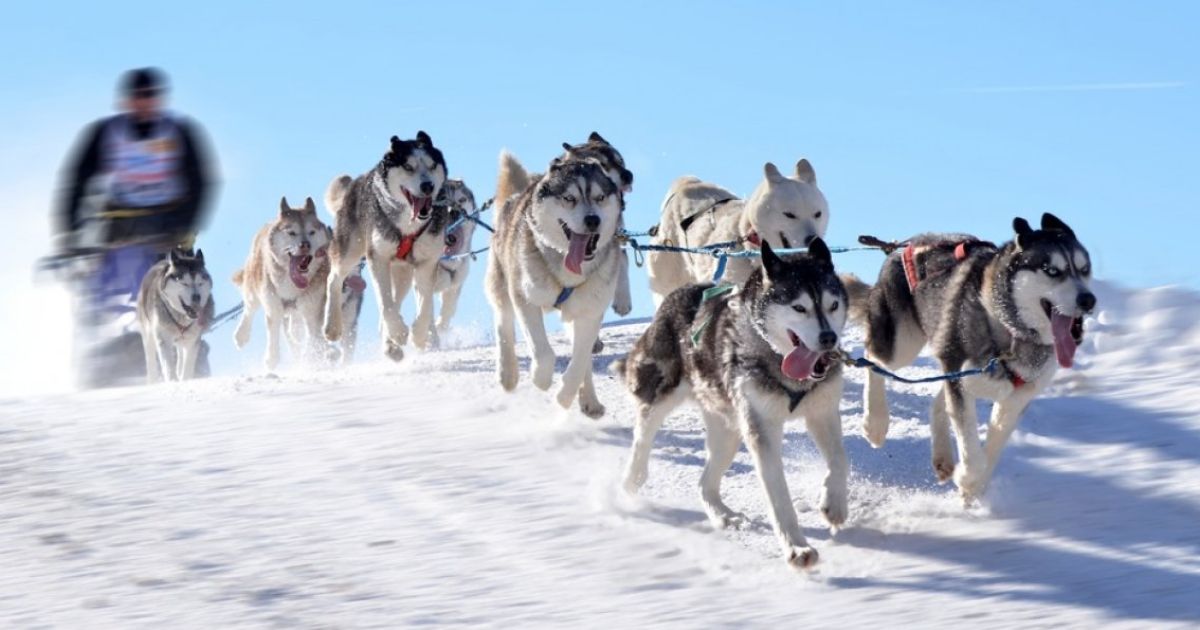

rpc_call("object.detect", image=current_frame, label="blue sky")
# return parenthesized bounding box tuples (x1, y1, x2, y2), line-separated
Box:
(2, 1, 1196, 371)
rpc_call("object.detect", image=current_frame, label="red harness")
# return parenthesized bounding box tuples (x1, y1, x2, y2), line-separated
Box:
(395, 219, 432, 261)
(901, 241, 975, 292)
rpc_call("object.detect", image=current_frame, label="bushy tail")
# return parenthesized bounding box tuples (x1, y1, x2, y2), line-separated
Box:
(495, 150, 531, 213)
(609, 356, 627, 381)
(231, 269, 245, 287)
(840, 273, 872, 325)
(324, 175, 353, 217)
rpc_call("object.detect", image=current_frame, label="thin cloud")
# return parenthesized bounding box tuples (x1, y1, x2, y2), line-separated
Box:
(957, 81, 1187, 94)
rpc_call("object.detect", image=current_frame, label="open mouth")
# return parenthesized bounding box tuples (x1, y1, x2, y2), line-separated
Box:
(179, 298, 198, 320)
(444, 225, 466, 256)
(1040, 299, 1085, 368)
(782, 330, 832, 381)
(402, 188, 434, 221)
(289, 253, 314, 289)
(559, 220, 600, 275)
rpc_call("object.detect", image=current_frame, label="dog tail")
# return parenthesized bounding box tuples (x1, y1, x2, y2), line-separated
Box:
(231, 268, 245, 287)
(325, 174, 354, 216)
(840, 273, 872, 325)
(495, 149, 531, 213)
(609, 356, 627, 380)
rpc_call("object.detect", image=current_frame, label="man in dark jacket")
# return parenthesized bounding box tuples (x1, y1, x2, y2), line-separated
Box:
(57, 67, 216, 251)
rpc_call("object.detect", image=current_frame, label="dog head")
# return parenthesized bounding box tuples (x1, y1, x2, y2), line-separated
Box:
(378, 131, 447, 222)
(532, 160, 621, 276)
(1004, 213, 1095, 368)
(163, 247, 213, 322)
(270, 196, 331, 290)
(437, 178, 478, 258)
(553, 131, 633, 195)
(744, 160, 829, 250)
(748, 239, 846, 382)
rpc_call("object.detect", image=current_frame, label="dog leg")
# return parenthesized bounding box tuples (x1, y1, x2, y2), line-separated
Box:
(264, 307, 283, 372)
(982, 387, 1037, 485)
(514, 301, 556, 391)
(179, 338, 200, 380)
(494, 294, 519, 391)
(612, 248, 632, 316)
(323, 254, 358, 343)
(233, 295, 257, 349)
(371, 256, 407, 361)
(741, 404, 817, 569)
(436, 277, 464, 333)
(577, 362, 605, 419)
(143, 328, 162, 384)
(556, 313, 603, 410)
(944, 381, 987, 502)
(863, 369, 891, 448)
(699, 411, 748, 529)
(409, 263, 437, 351)
(806, 404, 849, 530)
(155, 336, 178, 382)
(930, 390, 955, 483)
(623, 395, 682, 493)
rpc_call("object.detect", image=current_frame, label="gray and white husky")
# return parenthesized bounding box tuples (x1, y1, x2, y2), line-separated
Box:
(323, 131, 448, 361)
(137, 248, 215, 383)
(647, 160, 829, 305)
(845, 213, 1096, 501)
(486, 152, 624, 417)
(429, 178, 478, 336)
(232, 196, 333, 370)
(616, 240, 849, 570)
(494, 132, 635, 319)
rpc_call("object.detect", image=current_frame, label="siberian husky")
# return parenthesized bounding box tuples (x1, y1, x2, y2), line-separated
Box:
(137, 247, 214, 383)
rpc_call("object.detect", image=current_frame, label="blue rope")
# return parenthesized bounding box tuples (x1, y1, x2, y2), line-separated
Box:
(440, 247, 489, 262)
(842, 355, 1002, 384)
(554, 286, 573, 309)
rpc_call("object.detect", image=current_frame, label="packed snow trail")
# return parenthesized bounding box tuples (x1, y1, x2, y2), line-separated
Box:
(1, 281, 1198, 628)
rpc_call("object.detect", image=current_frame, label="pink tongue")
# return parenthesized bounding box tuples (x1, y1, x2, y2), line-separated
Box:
(289, 256, 310, 289)
(564, 233, 589, 275)
(781, 342, 821, 381)
(1051, 312, 1078, 368)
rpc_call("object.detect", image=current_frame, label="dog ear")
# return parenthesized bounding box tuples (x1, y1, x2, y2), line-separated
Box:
(794, 159, 817, 185)
(760, 240, 786, 281)
(279, 196, 291, 215)
(620, 167, 634, 189)
(194, 249, 204, 265)
(588, 131, 609, 145)
(416, 130, 432, 146)
(1040, 212, 1075, 238)
(807, 237, 833, 267)
(763, 162, 785, 184)
(168, 248, 182, 268)
(1013, 217, 1034, 250)
(303, 197, 316, 214)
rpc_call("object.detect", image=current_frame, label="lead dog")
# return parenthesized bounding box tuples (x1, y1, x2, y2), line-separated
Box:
(323, 132, 448, 361)
(845, 213, 1096, 501)
(617, 240, 849, 570)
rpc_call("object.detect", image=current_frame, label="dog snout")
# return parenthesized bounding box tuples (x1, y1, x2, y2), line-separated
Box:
(300, 240, 311, 251)
(1076, 292, 1097, 313)
(191, 293, 201, 304)
(420, 181, 435, 195)
(818, 331, 838, 350)
(583, 215, 601, 233)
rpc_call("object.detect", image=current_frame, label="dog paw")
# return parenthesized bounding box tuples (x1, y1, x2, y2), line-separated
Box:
(612, 298, 632, 317)
(707, 509, 749, 530)
(786, 545, 820, 571)
(531, 354, 555, 391)
(954, 464, 988, 502)
(498, 364, 518, 392)
(622, 467, 647, 494)
(820, 489, 848, 528)
(324, 321, 342, 342)
(579, 396, 605, 419)
(411, 326, 430, 351)
(384, 339, 405, 362)
(932, 456, 955, 484)
(864, 412, 890, 448)
(555, 387, 577, 410)
(233, 326, 250, 349)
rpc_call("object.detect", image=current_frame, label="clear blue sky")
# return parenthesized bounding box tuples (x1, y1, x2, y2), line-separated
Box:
(2, 1, 1196, 371)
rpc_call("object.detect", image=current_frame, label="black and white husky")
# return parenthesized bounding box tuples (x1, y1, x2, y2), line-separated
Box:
(137, 248, 214, 383)
(322, 132, 448, 361)
(429, 178, 478, 336)
(616, 240, 849, 570)
(487, 152, 623, 417)
(845, 213, 1096, 501)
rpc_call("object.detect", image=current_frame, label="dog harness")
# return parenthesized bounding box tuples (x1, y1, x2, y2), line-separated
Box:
(395, 219, 432, 261)
(554, 287, 574, 309)
(900, 240, 992, 292)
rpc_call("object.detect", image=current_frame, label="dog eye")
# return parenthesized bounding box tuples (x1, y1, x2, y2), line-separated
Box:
(792, 304, 808, 314)
(593, 194, 606, 204)
(287, 231, 297, 237)
(829, 300, 839, 312)
(814, 211, 822, 219)
(1043, 266, 1061, 278)
(783, 212, 796, 219)
(402, 164, 415, 173)
(1079, 265, 1091, 276)
(563, 195, 576, 205)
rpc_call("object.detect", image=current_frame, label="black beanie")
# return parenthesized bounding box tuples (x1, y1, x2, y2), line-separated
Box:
(120, 67, 168, 97)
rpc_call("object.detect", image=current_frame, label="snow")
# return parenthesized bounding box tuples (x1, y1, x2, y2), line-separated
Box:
(1, 281, 1199, 628)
